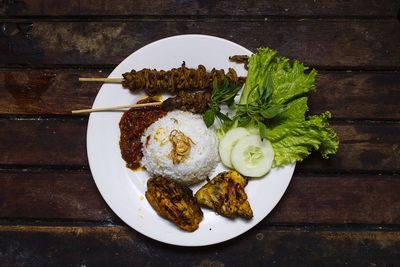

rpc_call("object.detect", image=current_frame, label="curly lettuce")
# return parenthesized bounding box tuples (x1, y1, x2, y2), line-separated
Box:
(228, 47, 339, 167)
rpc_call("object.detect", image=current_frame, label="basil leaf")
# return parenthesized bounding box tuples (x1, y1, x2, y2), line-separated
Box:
(216, 111, 232, 122)
(203, 109, 216, 128)
(238, 115, 251, 127)
(259, 122, 268, 140)
(261, 104, 287, 119)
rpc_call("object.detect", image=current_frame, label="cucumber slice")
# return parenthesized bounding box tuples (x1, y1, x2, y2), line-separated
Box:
(231, 135, 274, 177)
(218, 127, 251, 168)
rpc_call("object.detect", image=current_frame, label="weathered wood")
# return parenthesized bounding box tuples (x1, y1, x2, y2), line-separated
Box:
(0, 21, 399, 67)
(0, 0, 398, 17)
(0, 119, 88, 166)
(0, 170, 114, 222)
(1, 69, 399, 119)
(268, 175, 400, 224)
(0, 171, 399, 225)
(301, 122, 400, 172)
(1, 120, 398, 171)
(0, 69, 106, 115)
(0, 225, 399, 266)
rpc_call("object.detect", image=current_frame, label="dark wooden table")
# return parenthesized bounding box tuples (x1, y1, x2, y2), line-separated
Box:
(1, 1, 400, 266)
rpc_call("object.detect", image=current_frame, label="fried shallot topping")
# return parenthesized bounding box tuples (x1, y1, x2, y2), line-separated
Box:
(168, 130, 194, 164)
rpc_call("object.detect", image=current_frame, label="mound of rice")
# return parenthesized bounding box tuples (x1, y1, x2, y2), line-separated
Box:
(141, 111, 218, 185)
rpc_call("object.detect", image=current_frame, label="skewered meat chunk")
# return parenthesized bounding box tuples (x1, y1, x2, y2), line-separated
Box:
(122, 63, 245, 96)
(161, 91, 212, 114)
(195, 171, 253, 219)
(145, 176, 203, 232)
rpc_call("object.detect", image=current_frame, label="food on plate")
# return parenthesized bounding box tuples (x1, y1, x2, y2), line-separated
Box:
(217, 47, 339, 169)
(161, 91, 212, 114)
(141, 110, 218, 185)
(114, 46, 340, 233)
(168, 129, 194, 164)
(229, 54, 249, 69)
(218, 127, 251, 168)
(122, 63, 245, 96)
(119, 99, 166, 170)
(145, 176, 203, 232)
(195, 171, 253, 219)
(230, 134, 274, 178)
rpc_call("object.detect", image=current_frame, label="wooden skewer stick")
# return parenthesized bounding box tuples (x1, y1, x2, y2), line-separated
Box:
(79, 77, 124, 83)
(71, 102, 162, 114)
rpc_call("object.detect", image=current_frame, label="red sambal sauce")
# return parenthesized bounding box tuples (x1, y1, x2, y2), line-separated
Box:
(119, 98, 166, 170)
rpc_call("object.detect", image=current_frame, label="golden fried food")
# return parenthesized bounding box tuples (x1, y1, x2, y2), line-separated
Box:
(168, 129, 194, 164)
(145, 176, 203, 232)
(195, 171, 253, 219)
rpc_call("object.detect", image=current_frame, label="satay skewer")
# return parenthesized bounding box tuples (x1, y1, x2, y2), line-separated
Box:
(79, 77, 123, 83)
(72, 91, 212, 114)
(71, 102, 161, 114)
(78, 64, 245, 96)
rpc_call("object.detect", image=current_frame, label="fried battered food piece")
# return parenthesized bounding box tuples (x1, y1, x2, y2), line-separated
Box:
(195, 171, 253, 219)
(145, 176, 203, 232)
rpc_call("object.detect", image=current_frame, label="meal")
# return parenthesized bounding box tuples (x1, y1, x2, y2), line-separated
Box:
(82, 46, 339, 232)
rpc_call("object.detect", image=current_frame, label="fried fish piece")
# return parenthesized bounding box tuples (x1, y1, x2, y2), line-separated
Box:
(195, 171, 253, 219)
(145, 176, 203, 232)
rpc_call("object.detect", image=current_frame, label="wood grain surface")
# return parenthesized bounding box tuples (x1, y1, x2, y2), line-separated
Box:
(1, 69, 399, 119)
(0, 0, 398, 17)
(1, 120, 398, 171)
(0, 225, 398, 267)
(1, 21, 399, 68)
(0, 171, 399, 225)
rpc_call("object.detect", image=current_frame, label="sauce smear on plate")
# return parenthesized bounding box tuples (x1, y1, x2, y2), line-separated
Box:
(119, 98, 166, 170)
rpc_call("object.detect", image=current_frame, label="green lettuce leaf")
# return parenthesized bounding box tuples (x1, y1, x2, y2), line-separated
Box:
(267, 112, 339, 167)
(239, 48, 277, 104)
(225, 47, 339, 167)
(270, 58, 317, 105)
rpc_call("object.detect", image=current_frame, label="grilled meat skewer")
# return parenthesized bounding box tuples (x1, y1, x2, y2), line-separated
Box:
(72, 91, 213, 114)
(161, 91, 212, 114)
(122, 63, 245, 96)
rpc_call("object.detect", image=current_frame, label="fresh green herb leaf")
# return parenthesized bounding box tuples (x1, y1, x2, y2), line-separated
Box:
(216, 111, 232, 122)
(259, 122, 268, 140)
(203, 109, 216, 127)
(237, 115, 251, 127)
(260, 104, 287, 119)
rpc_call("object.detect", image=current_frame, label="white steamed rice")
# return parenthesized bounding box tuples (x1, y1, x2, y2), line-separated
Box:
(141, 110, 218, 185)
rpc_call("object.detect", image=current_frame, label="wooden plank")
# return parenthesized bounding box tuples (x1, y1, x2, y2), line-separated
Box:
(0, 171, 114, 221)
(0, 225, 399, 266)
(0, 119, 88, 166)
(1, 21, 399, 68)
(0, 0, 398, 17)
(301, 122, 400, 172)
(1, 69, 399, 120)
(268, 175, 400, 224)
(0, 69, 105, 115)
(0, 171, 399, 225)
(1, 120, 398, 171)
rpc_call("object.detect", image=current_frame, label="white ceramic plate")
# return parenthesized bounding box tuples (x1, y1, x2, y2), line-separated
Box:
(87, 34, 295, 246)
